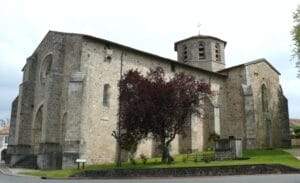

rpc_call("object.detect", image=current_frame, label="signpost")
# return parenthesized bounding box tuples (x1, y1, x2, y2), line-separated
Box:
(75, 159, 86, 170)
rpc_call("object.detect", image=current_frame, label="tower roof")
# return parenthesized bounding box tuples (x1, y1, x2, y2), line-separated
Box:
(174, 35, 227, 51)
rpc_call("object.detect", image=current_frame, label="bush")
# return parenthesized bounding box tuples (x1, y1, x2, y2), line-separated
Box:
(140, 154, 148, 165)
(129, 154, 136, 165)
(202, 151, 215, 163)
(182, 156, 187, 163)
(194, 153, 202, 162)
(129, 157, 136, 165)
(294, 128, 300, 134)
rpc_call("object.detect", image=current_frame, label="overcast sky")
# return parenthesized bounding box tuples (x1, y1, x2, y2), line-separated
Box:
(0, 0, 300, 119)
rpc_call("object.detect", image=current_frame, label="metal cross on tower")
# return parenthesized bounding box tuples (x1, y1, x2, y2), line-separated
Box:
(197, 23, 202, 35)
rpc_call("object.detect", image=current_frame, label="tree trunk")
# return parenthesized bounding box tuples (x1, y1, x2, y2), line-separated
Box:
(116, 142, 122, 167)
(160, 138, 174, 164)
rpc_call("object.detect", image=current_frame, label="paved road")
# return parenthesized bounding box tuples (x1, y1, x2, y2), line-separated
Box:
(1, 174, 300, 183)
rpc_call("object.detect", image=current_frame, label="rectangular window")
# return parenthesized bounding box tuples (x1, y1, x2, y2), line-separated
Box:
(103, 84, 111, 107)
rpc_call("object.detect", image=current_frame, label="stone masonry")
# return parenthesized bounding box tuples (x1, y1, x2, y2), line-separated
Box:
(7, 31, 290, 169)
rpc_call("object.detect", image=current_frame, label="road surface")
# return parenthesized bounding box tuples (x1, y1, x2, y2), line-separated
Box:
(1, 173, 300, 183)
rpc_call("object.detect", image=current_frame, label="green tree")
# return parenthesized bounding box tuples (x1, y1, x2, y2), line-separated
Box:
(292, 5, 300, 77)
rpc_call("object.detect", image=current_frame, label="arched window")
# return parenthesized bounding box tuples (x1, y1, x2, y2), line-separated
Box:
(261, 84, 268, 112)
(198, 42, 205, 60)
(215, 43, 221, 62)
(183, 45, 188, 61)
(103, 84, 111, 107)
(40, 54, 53, 85)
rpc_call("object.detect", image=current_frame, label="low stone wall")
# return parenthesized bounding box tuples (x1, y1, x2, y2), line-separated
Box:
(71, 164, 300, 178)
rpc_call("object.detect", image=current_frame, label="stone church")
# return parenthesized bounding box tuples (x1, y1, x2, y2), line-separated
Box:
(7, 31, 290, 169)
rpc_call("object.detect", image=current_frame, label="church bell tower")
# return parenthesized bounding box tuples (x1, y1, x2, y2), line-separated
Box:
(174, 35, 226, 72)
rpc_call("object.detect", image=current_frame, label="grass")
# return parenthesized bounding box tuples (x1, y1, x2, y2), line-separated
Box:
(22, 149, 300, 178)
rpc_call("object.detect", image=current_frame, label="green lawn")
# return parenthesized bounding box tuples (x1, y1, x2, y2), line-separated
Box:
(22, 149, 300, 178)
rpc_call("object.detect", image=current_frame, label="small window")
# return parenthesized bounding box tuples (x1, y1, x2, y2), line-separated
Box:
(103, 84, 111, 107)
(4, 136, 8, 144)
(261, 84, 268, 112)
(215, 43, 221, 62)
(171, 63, 176, 72)
(183, 45, 188, 61)
(198, 42, 205, 60)
(104, 44, 113, 62)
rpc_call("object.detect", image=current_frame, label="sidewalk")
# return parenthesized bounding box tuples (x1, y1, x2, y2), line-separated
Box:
(284, 148, 300, 160)
(0, 163, 36, 177)
(0, 162, 12, 175)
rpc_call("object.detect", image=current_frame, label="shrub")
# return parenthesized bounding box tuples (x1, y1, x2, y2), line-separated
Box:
(202, 151, 215, 163)
(182, 156, 187, 163)
(129, 154, 136, 165)
(140, 154, 148, 165)
(194, 153, 201, 162)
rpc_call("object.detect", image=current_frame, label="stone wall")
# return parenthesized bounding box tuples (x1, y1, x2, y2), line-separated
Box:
(8, 97, 18, 146)
(8, 32, 86, 169)
(79, 39, 121, 164)
(278, 88, 291, 147)
(30, 33, 84, 169)
(220, 67, 246, 141)
(219, 61, 290, 149)
(247, 62, 283, 148)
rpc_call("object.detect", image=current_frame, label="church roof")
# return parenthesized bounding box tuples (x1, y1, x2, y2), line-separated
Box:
(174, 35, 227, 51)
(48, 31, 227, 78)
(218, 58, 281, 75)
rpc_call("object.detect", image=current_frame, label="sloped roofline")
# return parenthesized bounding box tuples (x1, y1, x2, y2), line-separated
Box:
(218, 58, 281, 75)
(174, 35, 227, 51)
(44, 30, 227, 78)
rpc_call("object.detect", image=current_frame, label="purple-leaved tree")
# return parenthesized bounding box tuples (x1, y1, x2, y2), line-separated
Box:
(113, 67, 210, 164)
